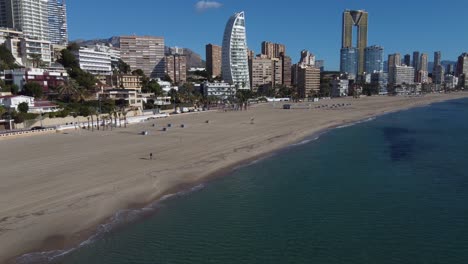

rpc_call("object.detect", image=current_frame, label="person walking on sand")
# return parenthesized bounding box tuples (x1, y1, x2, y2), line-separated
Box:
(150, 153, 153, 160)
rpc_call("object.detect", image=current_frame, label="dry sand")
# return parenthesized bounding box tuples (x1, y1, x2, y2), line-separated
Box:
(1, 93, 467, 263)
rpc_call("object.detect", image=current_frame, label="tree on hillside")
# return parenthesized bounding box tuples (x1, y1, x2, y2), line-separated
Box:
(116, 59, 131, 74)
(59, 49, 79, 68)
(9, 84, 19, 95)
(142, 80, 163, 96)
(0, 105, 6, 118)
(23, 82, 43, 99)
(67, 42, 80, 52)
(162, 74, 173, 84)
(132, 69, 145, 76)
(0, 44, 18, 70)
(18, 102, 29, 113)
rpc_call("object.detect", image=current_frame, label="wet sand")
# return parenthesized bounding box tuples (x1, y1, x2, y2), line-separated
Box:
(1, 93, 467, 263)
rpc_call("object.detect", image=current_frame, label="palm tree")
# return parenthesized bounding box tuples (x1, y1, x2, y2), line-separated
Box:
(113, 112, 118, 128)
(122, 111, 128, 128)
(96, 112, 100, 131)
(87, 116, 90, 130)
(29, 54, 43, 68)
(118, 112, 122, 128)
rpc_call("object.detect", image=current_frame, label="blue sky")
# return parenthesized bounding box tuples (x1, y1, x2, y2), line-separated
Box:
(68, 0, 468, 70)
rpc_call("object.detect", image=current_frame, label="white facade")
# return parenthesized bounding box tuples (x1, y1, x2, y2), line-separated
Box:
(12, 0, 50, 41)
(331, 78, 349, 97)
(222, 11, 250, 89)
(0, 95, 34, 110)
(0, 28, 52, 67)
(74, 47, 112, 76)
(93, 44, 120, 65)
(202, 81, 236, 100)
(156, 78, 178, 93)
(445, 75, 458, 89)
(22, 37, 52, 66)
(390, 65, 415, 85)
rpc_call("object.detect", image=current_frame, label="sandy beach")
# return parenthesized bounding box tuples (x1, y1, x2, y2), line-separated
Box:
(1, 93, 467, 263)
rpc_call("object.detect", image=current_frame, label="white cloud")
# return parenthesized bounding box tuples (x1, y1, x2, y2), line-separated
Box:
(195, 1, 222, 12)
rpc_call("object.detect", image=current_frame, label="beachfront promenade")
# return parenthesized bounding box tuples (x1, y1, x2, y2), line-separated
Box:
(1, 93, 468, 263)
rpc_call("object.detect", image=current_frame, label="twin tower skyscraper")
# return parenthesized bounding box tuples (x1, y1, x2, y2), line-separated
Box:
(340, 9, 369, 79)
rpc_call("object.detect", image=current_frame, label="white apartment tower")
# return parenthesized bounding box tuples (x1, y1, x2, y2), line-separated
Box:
(222, 11, 250, 89)
(10, 0, 49, 40)
(0, 0, 67, 44)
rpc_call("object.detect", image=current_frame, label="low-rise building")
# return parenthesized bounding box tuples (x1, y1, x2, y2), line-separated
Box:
(98, 89, 147, 109)
(0, 95, 61, 113)
(201, 81, 236, 100)
(0, 95, 34, 110)
(106, 74, 142, 91)
(1, 68, 68, 94)
(156, 78, 178, 93)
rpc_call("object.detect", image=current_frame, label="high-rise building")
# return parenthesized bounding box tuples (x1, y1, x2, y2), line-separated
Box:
(388, 53, 401, 84)
(280, 52, 292, 87)
(0, 0, 12, 28)
(222, 11, 250, 89)
(315, 60, 325, 71)
(251, 55, 272, 89)
(413, 51, 420, 82)
(206, 44, 222, 78)
(340, 47, 358, 79)
(420, 53, 428, 72)
(300, 50, 315, 66)
(404, 54, 411, 66)
(389, 65, 415, 85)
(2, 0, 50, 41)
(48, 0, 68, 45)
(457, 53, 468, 89)
(446, 64, 454, 75)
(364, 45, 384, 73)
(120, 35, 165, 78)
(165, 54, 187, 84)
(433, 51, 441, 72)
(456, 53, 468, 77)
(433, 64, 445, 85)
(261, 41, 285, 59)
(416, 53, 429, 83)
(341, 10, 368, 76)
(413, 51, 420, 70)
(297, 66, 320, 98)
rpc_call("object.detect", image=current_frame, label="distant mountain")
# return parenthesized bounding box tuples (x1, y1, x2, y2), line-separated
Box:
(182, 48, 206, 69)
(71, 36, 205, 69)
(73, 36, 120, 47)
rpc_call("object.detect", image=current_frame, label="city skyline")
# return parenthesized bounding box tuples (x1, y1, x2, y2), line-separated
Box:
(66, 0, 468, 70)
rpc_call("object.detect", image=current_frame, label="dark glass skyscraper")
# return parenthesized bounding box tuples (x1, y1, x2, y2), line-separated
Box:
(48, 0, 68, 45)
(404, 54, 411, 66)
(364, 45, 384, 73)
(340, 47, 358, 79)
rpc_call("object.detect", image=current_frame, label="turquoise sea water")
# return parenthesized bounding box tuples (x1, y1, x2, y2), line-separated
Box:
(30, 98, 468, 263)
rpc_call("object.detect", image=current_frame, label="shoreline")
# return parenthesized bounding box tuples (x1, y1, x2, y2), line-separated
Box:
(3, 93, 468, 264)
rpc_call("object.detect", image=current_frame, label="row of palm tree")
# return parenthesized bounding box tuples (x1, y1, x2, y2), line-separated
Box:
(84, 109, 128, 131)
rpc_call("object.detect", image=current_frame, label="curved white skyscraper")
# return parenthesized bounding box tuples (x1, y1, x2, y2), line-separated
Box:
(222, 11, 250, 89)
